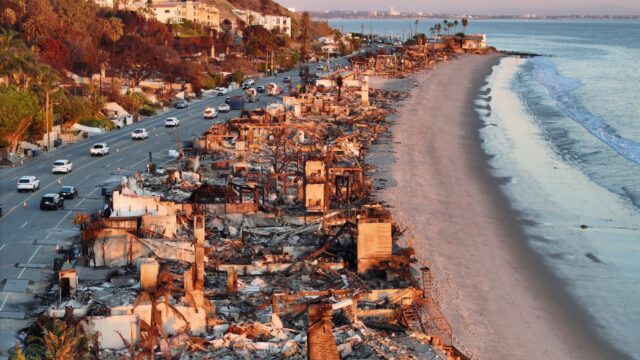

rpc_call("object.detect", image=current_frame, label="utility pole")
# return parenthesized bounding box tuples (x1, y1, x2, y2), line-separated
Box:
(46, 90, 50, 151)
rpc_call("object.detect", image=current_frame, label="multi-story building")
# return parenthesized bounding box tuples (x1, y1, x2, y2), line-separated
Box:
(92, 0, 114, 7)
(388, 6, 401, 16)
(129, 1, 220, 30)
(232, 9, 291, 37)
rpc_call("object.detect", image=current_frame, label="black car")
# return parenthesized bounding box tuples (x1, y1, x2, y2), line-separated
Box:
(225, 96, 232, 104)
(59, 186, 78, 199)
(40, 194, 64, 210)
(0, 202, 3, 217)
(256, 85, 266, 93)
(175, 101, 189, 109)
(283, 76, 291, 83)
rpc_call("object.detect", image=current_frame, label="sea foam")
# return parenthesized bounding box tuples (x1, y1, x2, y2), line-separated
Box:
(531, 56, 640, 165)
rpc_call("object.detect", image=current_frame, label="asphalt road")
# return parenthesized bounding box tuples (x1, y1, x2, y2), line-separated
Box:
(0, 55, 352, 355)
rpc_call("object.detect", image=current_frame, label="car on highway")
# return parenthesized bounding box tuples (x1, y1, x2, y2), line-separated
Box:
(90, 143, 109, 156)
(203, 107, 217, 119)
(40, 193, 64, 210)
(165, 117, 180, 127)
(316, 64, 324, 70)
(283, 76, 291, 83)
(0, 202, 3, 217)
(215, 87, 228, 96)
(242, 79, 255, 89)
(256, 85, 265, 93)
(175, 101, 189, 109)
(217, 103, 231, 113)
(131, 128, 149, 140)
(59, 186, 78, 199)
(52, 159, 73, 174)
(225, 96, 232, 104)
(17, 176, 40, 192)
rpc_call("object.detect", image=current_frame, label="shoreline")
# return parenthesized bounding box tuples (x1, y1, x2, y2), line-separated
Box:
(372, 54, 631, 359)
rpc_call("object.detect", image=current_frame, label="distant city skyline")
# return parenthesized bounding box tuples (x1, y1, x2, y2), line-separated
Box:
(280, 0, 640, 15)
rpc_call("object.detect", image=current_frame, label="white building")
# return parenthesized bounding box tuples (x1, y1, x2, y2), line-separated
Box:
(321, 44, 340, 56)
(388, 6, 401, 16)
(128, 1, 220, 30)
(461, 34, 487, 49)
(232, 9, 291, 37)
(318, 36, 336, 45)
(92, 0, 114, 7)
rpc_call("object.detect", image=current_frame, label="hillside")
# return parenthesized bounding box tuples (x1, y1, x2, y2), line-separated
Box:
(205, 0, 333, 38)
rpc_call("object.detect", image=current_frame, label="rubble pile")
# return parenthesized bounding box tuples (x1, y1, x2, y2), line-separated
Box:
(350, 43, 491, 78)
(26, 48, 472, 360)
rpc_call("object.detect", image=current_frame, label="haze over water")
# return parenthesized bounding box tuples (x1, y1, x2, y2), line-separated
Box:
(332, 18, 640, 357)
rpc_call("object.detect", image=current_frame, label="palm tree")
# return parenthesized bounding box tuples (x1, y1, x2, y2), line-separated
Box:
(454, 19, 459, 34)
(103, 17, 124, 89)
(414, 19, 419, 36)
(434, 23, 442, 38)
(447, 22, 455, 35)
(1, 8, 16, 28)
(336, 74, 343, 100)
(30, 63, 59, 148)
(443, 20, 449, 35)
(462, 18, 469, 34)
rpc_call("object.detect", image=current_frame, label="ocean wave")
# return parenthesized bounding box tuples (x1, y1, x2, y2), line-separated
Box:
(531, 57, 640, 165)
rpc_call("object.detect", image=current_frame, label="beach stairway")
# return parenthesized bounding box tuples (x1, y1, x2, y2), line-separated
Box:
(401, 305, 426, 333)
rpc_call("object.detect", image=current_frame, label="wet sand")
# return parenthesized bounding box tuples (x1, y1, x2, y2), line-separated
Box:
(373, 54, 629, 359)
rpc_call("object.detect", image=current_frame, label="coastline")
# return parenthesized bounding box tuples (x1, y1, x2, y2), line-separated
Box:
(372, 54, 631, 359)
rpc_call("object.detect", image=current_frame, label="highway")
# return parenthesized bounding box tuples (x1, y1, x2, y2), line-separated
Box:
(0, 55, 352, 355)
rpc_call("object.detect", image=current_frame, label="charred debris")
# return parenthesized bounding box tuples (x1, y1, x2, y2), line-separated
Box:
(22, 45, 473, 360)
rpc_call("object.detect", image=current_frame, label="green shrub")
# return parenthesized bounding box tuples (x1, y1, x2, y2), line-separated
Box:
(139, 105, 156, 116)
(79, 117, 115, 130)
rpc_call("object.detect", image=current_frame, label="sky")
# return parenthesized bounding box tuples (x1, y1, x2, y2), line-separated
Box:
(277, 0, 640, 15)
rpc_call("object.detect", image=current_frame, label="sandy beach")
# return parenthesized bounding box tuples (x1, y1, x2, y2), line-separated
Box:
(374, 54, 629, 359)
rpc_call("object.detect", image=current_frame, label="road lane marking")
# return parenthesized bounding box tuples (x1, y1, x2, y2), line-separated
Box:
(19, 221, 28, 228)
(0, 294, 8, 311)
(26, 245, 42, 264)
(53, 210, 72, 230)
(0, 244, 5, 252)
(84, 174, 91, 179)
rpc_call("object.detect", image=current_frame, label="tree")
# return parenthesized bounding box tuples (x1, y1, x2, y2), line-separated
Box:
(221, 18, 232, 32)
(264, 128, 297, 174)
(0, 87, 39, 152)
(414, 19, 419, 36)
(443, 20, 448, 35)
(38, 37, 70, 70)
(19, 313, 100, 360)
(1, 8, 16, 28)
(336, 74, 343, 101)
(298, 11, 311, 62)
(434, 23, 442, 38)
(454, 19, 459, 33)
(462, 18, 469, 33)
(103, 16, 123, 88)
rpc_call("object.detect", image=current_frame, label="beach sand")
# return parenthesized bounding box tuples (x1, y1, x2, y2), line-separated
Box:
(373, 54, 629, 359)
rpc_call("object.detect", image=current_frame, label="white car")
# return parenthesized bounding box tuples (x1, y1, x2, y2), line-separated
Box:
(165, 117, 180, 127)
(215, 87, 228, 96)
(217, 103, 231, 113)
(203, 107, 218, 119)
(52, 159, 73, 174)
(242, 79, 255, 88)
(90, 143, 109, 156)
(131, 128, 149, 140)
(17, 176, 40, 192)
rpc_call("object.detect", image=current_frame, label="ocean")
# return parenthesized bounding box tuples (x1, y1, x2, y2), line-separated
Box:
(331, 19, 640, 356)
